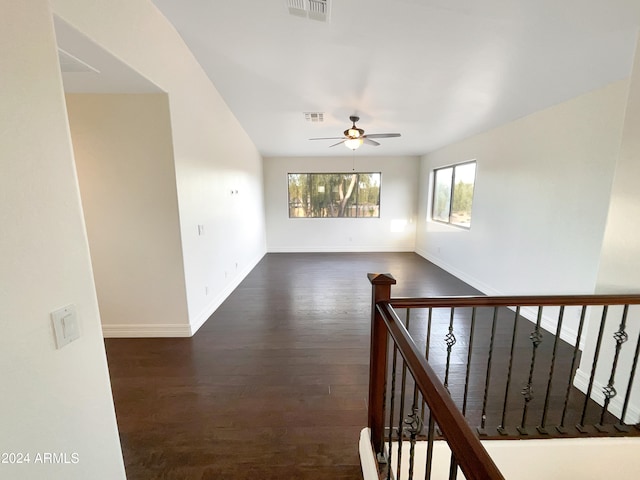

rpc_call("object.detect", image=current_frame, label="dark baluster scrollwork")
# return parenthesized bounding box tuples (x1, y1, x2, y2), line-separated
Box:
(518, 308, 544, 435)
(403, 406, 423, 480)
(579, 306, 609, 432)
(529, 328, 544, 347)
(597, 307, 629, 431)
(619, 313, 640, 431)
(443, 309, 457, 391)
(403, 406, 424, 437)
(445, 329, 457, 349)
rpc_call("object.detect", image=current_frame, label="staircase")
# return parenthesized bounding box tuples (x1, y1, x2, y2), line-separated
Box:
(363, 273, 640, 479)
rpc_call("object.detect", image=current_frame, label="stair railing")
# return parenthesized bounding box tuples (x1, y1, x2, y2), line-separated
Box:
(368, 273, 640, 480)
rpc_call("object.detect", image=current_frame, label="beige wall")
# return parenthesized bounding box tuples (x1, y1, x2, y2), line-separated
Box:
(0, 1, 125, 478)
(52, 0, 267, 334)
(66, 93, 190, 336)
(264, 155, 420, 252)
(577, 35, 640, 423)
(416, 80, 629, 344)
(596, 36, 640, 294)
(414, 33, 640, 423)
(361, 429, 640, 480)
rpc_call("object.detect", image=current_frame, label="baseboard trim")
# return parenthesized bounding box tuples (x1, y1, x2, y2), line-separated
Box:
(574, 368, 640, 424)
(415, 248, 501, 295)
(415, 248, 580, 346)
(189, 251, 266, 335)
(102, 323, 192, 338)
(267, 246, 414, 253)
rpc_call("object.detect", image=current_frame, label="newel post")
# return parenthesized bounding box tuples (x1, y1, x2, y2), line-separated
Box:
(367, 273, 396, 455)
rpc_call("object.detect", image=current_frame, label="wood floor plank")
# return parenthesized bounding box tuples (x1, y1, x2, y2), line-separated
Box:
(105, 252, 601, 479)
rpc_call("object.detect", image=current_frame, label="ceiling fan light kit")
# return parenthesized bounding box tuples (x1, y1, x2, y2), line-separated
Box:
(309, 115, 401, 151)
(344, 138, 364, 150)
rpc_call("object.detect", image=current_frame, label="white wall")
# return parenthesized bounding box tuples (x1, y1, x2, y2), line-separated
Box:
(577, 35, 640, 423)
(52, 0, 267, 334)
(361, 429, 640, 480)
(265, 156, 420, 252)
(0, 1, 125, 478)
(66, 93, 190, 337)
(416, 80, 629, 343)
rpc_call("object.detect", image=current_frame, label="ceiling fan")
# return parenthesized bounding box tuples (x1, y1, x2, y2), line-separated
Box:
(309, 115, 401, 150)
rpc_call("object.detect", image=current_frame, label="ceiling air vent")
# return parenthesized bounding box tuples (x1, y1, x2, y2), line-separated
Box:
(304, 112, 324, 123)
(307, 0, 328, 21)
(286, 0, 330, 22)
(287, 0, 306, 17)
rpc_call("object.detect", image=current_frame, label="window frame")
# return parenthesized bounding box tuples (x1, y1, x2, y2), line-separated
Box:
(431, 160, 476, 229)
(287, 172, 382, 219)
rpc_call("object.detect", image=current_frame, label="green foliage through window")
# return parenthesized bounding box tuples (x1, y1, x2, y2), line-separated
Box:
(432, 161, 476, 228)
(288, 172, 381, 218)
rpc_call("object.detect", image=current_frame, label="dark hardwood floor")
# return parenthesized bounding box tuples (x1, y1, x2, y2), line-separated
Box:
(105, 253, 483, 479)
(105, 252, 609, 479)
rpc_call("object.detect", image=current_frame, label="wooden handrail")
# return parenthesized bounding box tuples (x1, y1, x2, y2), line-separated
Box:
(377, 301, 505, 480)
(389, 294, 640, 309)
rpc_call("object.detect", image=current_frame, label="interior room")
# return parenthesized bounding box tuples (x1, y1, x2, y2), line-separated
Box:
(2, 0, 640, 479)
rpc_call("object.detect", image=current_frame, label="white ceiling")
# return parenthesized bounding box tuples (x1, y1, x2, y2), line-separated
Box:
(60, 1, 640, 158)
(148, 0, 640, 157)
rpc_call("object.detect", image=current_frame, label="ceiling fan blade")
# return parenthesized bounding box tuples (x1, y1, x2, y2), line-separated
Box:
(329, 139, 347, 148)
(363, 138, 380, 146)
(363, 133, 401, 139)
(309, 137, 348, 141)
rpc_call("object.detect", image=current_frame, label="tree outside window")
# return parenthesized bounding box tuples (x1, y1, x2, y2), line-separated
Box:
(288, 173, 381, 218)
(432, 161, 476, 228)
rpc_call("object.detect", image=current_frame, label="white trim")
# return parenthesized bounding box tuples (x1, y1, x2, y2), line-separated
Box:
(366, 437, 640, 479)
(415, 248, 501, 295)
(359, 428, 379, 480)
(416, 249, 580, 346)
(574, 368, 640, 424)
(102, 323, 191, 338)
(102, 252, 266, 338)
(189, 251, 265, 335)
(268, 246, 414, 253)
(517, 305, 580, 347)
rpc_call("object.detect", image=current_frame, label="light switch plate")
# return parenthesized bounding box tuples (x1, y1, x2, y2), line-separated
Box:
(51, 304, 80, 349)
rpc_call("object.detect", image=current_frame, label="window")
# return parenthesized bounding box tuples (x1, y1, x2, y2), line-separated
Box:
(288, 172, 381, 218)
(432, 161, 476, 228)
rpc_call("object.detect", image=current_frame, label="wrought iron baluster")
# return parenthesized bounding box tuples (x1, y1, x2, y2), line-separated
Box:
(498, 306, 520, 435)
(444, 308, 457, 391)
(448, 454, 459, 480)
(462, 307, 477, 417)
(559, 305, 587, 433)
(597, 305, 629, 431)
(386, 344, 399, 480)
(404, 404, 423, 480)
(538, 306, 565, 434)
(425, 308, 433, 361)
(579, 306, 609, 431)
(619, 309, 640, 429)
(444, 310, 460, 480)
(424, 412, 435, 480)
(479, 307, 498, 435)
(396, 356, 408, 478)
(391, 309, 414, 478)
(519, 306, 544, 435)
(421, 308, 434, 422)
